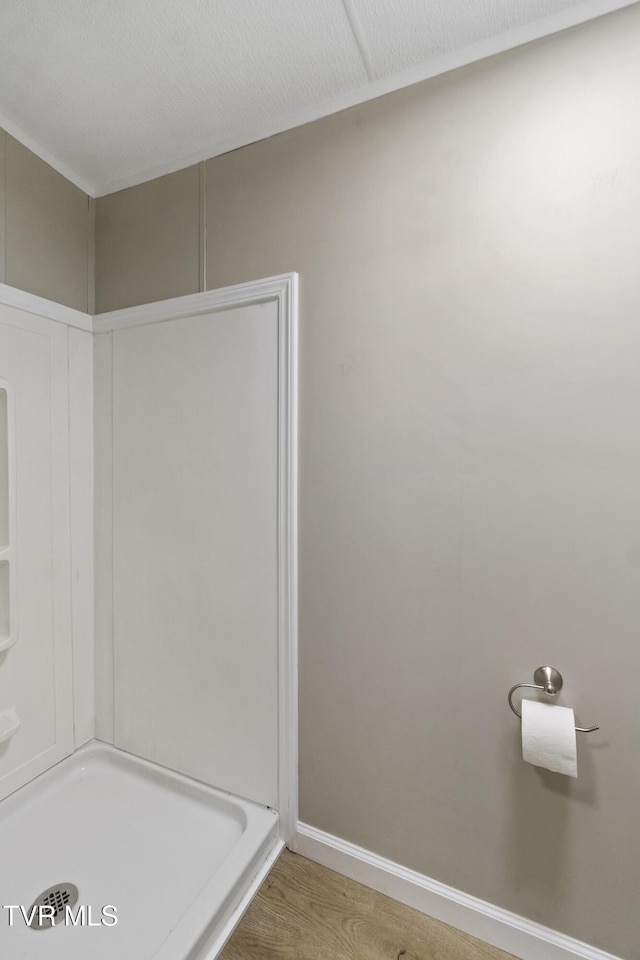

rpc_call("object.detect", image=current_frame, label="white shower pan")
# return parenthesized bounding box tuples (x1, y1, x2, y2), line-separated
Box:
(0, 742, 279, 959)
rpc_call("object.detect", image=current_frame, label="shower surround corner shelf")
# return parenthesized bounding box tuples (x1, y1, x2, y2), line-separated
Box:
(0, 556, 16, 652)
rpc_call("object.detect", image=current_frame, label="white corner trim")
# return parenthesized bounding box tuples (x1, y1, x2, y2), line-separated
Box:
(1, 275, 302, 340)
(92, 274, 296, 333)
(0, 282, 93, 332)
(295, 823, 624, 960)
(277, 273, 298, 846)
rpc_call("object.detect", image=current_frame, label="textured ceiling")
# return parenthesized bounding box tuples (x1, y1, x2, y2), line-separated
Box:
(0, 0, 635, 196)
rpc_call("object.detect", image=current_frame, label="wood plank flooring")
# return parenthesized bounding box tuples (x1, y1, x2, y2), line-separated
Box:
(220, 850, 518, 960)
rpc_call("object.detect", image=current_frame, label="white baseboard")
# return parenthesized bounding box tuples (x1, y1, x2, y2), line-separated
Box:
(295, 823, 623, 960)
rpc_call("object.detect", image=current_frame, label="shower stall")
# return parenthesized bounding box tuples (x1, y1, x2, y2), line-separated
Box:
(0, 274, 297, 959)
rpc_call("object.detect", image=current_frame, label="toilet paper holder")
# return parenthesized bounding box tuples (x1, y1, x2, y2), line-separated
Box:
(508, 666, 599, 733)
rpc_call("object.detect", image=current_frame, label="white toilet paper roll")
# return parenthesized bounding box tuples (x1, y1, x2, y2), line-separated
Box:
(521, 699, 577, 777)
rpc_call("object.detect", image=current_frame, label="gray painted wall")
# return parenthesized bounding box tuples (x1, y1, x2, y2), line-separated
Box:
(83, 5, 640, 957)
(0, 131, 93, 312)
(201, 15, 640, 958)
(95, 164, 202, 312)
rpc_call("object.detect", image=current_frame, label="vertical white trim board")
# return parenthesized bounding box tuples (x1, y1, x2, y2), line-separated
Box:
(68, 325, 95, 747)
(276, 273, 298, 846)
(295, 824, 624, 960)
(93, 330, 114, 744)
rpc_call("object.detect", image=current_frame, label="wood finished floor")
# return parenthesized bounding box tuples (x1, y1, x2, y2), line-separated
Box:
(220, 850, 518, 960)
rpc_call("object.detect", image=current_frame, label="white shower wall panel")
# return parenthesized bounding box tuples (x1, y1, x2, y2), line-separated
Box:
(0, 304, 74, 800)
(111, 301, 279, 807)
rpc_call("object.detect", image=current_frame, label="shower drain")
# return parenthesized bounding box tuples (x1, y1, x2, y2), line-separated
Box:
(28, 883, 79, 930)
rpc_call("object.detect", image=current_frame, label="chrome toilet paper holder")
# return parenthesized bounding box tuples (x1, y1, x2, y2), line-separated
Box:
(508, 666, 599, 733)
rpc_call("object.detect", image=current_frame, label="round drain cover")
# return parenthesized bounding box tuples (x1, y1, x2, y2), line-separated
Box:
(28, 883, 79, 930)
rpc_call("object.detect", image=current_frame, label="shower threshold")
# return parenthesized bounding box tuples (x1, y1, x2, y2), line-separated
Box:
(0, 741, 279, 959)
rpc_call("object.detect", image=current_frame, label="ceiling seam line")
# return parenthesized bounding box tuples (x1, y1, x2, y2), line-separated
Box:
(340, 0, 377, 83)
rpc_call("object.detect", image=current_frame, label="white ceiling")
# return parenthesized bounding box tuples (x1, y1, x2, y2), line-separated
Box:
(0, 0, 635, 197)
